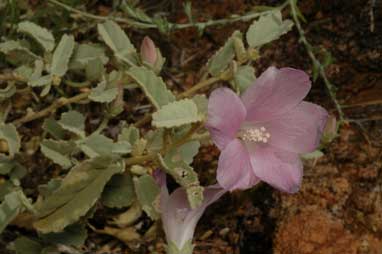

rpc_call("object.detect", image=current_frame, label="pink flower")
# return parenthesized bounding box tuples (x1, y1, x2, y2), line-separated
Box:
(206, 67, 328, 193)
(140, 36, 157, 65)
(157, 173, 226, 251)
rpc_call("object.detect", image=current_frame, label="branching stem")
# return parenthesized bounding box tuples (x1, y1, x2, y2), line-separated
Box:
(12, 91, 90, 126)
(48, 0, 288, 31)
(289, 0, 345, 123)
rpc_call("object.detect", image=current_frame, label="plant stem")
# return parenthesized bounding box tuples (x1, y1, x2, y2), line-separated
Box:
(125, 153, 157, 166)
(289, 0, 345, 123)
(12, 91, 90, 126)
(178, 76, 221, 99)
(126, 123, 204, 166)
(48, 0, 288, 31)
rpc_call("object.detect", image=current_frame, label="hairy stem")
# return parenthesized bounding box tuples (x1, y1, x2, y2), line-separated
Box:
(12, 91, 90, 126)
(289, 0, 345, 123)
(48, 0, 288, 31)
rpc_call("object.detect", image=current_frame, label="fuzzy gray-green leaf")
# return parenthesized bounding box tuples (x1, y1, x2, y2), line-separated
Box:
(41, 223, 87, 247)
(0, 83, 16, 102)
(14, 236, 43, 254)
(0, 191, 25, 233)
(58, 111, 85, 137)
(40, 139, 76, 169)
(133, 174, 160, 220)
(207, 31, 242, 76)
(232, 65, 256, 93)
(102, 173, 135, 208)
(246, 10, 293, 48)
(97, 20, 138, 66)
(158, 154, 203, 208)
(89, 80, 118, 103)
(0, 124, 20, 157)
(17, 21, 55, 52)
(51, 34, 75, 77)
(152, 99, 202, 128)
(127, 66, 175, 109)
(33, 157, 124, 233)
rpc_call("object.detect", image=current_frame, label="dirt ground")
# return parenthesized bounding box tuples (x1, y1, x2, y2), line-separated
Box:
(2, 0, 382, 253)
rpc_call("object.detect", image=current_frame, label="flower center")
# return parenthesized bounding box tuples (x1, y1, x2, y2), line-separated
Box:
(240, 126, 271, 143)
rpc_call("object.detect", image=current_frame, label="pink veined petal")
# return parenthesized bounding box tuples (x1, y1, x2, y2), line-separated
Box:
(217, 139, 260, 191)
(265, 101, 328, 154)
(247, 144, 303, 193)
(241, 67, 311, 122)
(206, 88, 246, 150)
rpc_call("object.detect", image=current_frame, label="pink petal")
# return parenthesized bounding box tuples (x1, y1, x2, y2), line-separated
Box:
(161, 184, 226, 249)
(206, 88, 246, 150)
(241, 67, 311, 122)
(217, 139, 259, 191)
(248, 144, 303, 193)
(265, 101, 328, 153)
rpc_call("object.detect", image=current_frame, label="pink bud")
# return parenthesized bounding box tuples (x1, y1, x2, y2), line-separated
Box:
(140, 36, 157, 65)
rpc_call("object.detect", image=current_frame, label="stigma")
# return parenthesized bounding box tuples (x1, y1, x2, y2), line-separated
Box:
(241, 126, 271, 143)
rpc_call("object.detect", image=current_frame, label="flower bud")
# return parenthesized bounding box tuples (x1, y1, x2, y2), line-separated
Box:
(140, 36, 157, 65)
(322, 115, 337, 143)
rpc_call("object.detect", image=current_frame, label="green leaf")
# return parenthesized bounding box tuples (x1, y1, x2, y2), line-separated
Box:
(121, 3, 152, 23)
(0, 156, 27, 186)
(28, 60, 44, 84)
(102, 173, 135, 208)
(70, 43, 108, 69)
(0, 40, 38, 63)
(152, 99, 202, 128)
(29, 74, 52, 87)
(246, 10, 293, 48)
(85, 58, 105, 81)
(158, 154, 203, 209)
(166, 141, 200, 165)
(0, 83, 16, 102)
(191, 94, 208, 119)
(0, 123, 20, 157)
(97, 20, 138, 66)
(42, 118, 66, 140)
(232, 65, 256, 93)
(133, 174, 160, 220)
(118, 125, 139, 145)
(40, 139, 76, 169)
(14, 65, 33, 80)
(38, 179, 62, 198)
(79, 133, 131, 158)
(0, 191, 26, 233)
(145, 129, 163, 153)
(0, 181, 14, 200)
(41, 223, 87, 247)
(50, 34, 75, 77)
(207, 31, 242, 76)
(301, 150, 324, 160)
(14, 236, 43, 254)
(34, 157, 124, 233)
(127, 66, 175, 109)
(89, 80, 118, 103)
(17, 21, 55, 52)
(58, 111, 86, 138)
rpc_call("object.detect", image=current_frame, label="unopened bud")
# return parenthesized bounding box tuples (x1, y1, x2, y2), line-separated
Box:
(140, 36, 157, 65)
